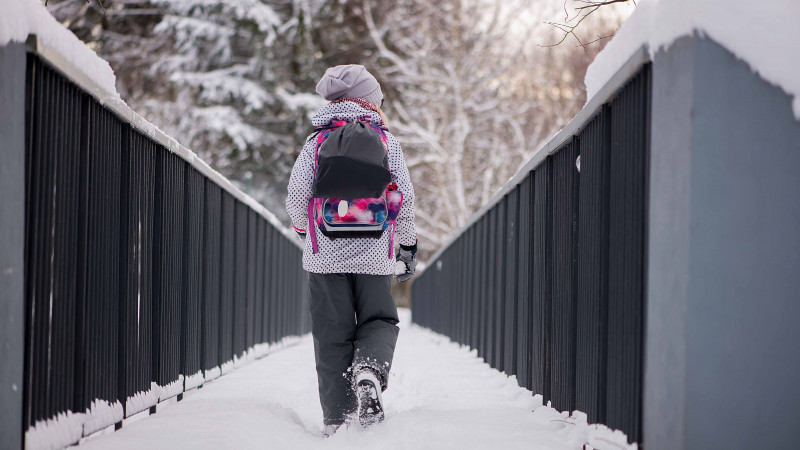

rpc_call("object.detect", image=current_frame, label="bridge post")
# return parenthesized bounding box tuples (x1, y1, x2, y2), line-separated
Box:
(0, 42, 27, 449)
(646, 35, 800, 449)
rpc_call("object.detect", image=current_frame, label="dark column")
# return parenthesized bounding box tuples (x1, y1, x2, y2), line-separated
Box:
(0, 42, 26, 449)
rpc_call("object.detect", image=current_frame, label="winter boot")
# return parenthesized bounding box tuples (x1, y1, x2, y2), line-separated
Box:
(354, 368, 384, 427)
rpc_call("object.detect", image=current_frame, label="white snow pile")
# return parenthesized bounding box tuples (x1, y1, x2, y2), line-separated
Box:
(25, 411, 84, 450)
(76, 309, 635, 450)
(82, 400, 124, 436)
(0, 0, 119, 100)
(125, 383, 161, 417)
(585, 0, 800, 119)
(158, 376, 185, 402)
(204, 366, 222, 381)
(185, 370, 205, 391)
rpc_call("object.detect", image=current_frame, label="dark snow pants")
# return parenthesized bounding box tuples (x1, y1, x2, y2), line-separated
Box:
(308, 272, 400, 425)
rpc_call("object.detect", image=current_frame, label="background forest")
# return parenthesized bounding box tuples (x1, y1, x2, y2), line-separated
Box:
(45, 0, 629, 261)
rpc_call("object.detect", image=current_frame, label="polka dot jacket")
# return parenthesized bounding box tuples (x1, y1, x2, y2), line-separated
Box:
(286, 100, 417, 275)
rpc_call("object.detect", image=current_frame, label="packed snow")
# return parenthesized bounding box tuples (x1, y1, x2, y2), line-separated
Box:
(76, 310, 633, 450)
(585, 0, 800, 119)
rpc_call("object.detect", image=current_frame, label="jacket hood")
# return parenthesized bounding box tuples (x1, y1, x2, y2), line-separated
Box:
(311, 100, 384, 128)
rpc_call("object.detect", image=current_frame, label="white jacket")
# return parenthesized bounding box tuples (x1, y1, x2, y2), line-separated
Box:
(286, 100, 417, 275)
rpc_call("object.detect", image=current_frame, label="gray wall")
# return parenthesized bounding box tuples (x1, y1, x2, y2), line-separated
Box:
(0, 42, 26, 449)
(647, 34, 800, 449)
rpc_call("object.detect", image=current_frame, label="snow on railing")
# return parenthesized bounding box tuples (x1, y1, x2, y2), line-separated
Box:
(2, 4, 310, 447)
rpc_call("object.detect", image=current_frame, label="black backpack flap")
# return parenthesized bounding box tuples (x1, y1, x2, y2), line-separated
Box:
(314, 122, 391, 198)
(315, 157, 391, 198)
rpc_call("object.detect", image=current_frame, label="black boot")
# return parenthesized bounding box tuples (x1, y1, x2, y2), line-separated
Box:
(354, 368, 384, 427)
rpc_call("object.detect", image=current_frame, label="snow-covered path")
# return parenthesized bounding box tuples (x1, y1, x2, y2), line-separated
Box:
(77, 310, 630, 450)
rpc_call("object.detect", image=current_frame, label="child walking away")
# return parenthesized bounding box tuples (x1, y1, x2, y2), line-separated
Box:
(285, 64, 417, 437)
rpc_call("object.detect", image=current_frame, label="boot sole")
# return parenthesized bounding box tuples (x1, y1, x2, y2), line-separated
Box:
(356, 380, 384, 427)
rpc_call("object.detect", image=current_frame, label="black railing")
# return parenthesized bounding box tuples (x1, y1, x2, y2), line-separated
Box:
(411, 64, 650, 444)
(21, 52, 310, 448)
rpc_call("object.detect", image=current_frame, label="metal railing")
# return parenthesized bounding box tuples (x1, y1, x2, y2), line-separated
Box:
(16, 45, 310, 449)
(411, 59, 651, 444)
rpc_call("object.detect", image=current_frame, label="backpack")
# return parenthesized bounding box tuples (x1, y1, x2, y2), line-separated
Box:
(307, 119, 403, 259)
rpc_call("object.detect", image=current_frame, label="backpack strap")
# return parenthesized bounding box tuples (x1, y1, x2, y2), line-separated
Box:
(312, 121, 348, 179)
(308, 199, 319, 254)
(365, 122, 390, 155)
(308, 122, 346, 254)
(388, 222, 395, 259)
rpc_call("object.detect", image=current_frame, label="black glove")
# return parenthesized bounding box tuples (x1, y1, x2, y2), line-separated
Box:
(394, 241, 418, 282)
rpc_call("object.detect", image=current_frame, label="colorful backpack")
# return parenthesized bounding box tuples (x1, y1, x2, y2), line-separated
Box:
(307, 118, 403, 259)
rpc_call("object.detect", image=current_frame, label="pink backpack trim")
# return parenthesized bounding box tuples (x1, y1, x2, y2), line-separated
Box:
(308, 200, 319, 254)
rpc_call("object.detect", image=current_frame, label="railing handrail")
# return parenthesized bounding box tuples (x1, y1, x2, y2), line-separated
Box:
(25, 33, 300, 250)
(418, 46, 650, 272)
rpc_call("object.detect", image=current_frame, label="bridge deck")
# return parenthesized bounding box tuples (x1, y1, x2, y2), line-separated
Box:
(76, 310, 626, 450)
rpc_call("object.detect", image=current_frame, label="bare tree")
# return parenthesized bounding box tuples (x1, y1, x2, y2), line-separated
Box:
(360, 0, 610, 256)
(543, 0, 635, 48)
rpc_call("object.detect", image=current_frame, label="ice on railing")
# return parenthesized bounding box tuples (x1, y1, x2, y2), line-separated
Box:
(585, 0, 800, 119)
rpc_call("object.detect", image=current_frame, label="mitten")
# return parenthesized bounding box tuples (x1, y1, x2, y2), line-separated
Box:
(394, 241, 418, 282)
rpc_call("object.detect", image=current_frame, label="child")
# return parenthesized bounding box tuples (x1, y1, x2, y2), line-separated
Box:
(285, 64, 418, 436)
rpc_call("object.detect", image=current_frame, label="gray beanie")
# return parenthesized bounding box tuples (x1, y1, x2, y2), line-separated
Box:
(315, 64, 383, 107)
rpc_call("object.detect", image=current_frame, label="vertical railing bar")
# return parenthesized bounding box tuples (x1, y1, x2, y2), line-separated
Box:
(180, 162, 190, 388)
(117, 125, 130, 419)
(71, 85, 83, 418)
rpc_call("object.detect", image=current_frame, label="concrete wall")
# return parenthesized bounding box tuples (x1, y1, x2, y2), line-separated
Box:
(0, 42, 27, 449)
(646, 34, 800, 449)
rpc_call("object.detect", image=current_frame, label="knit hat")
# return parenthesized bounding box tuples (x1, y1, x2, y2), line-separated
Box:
(315, 64, 383, 107)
